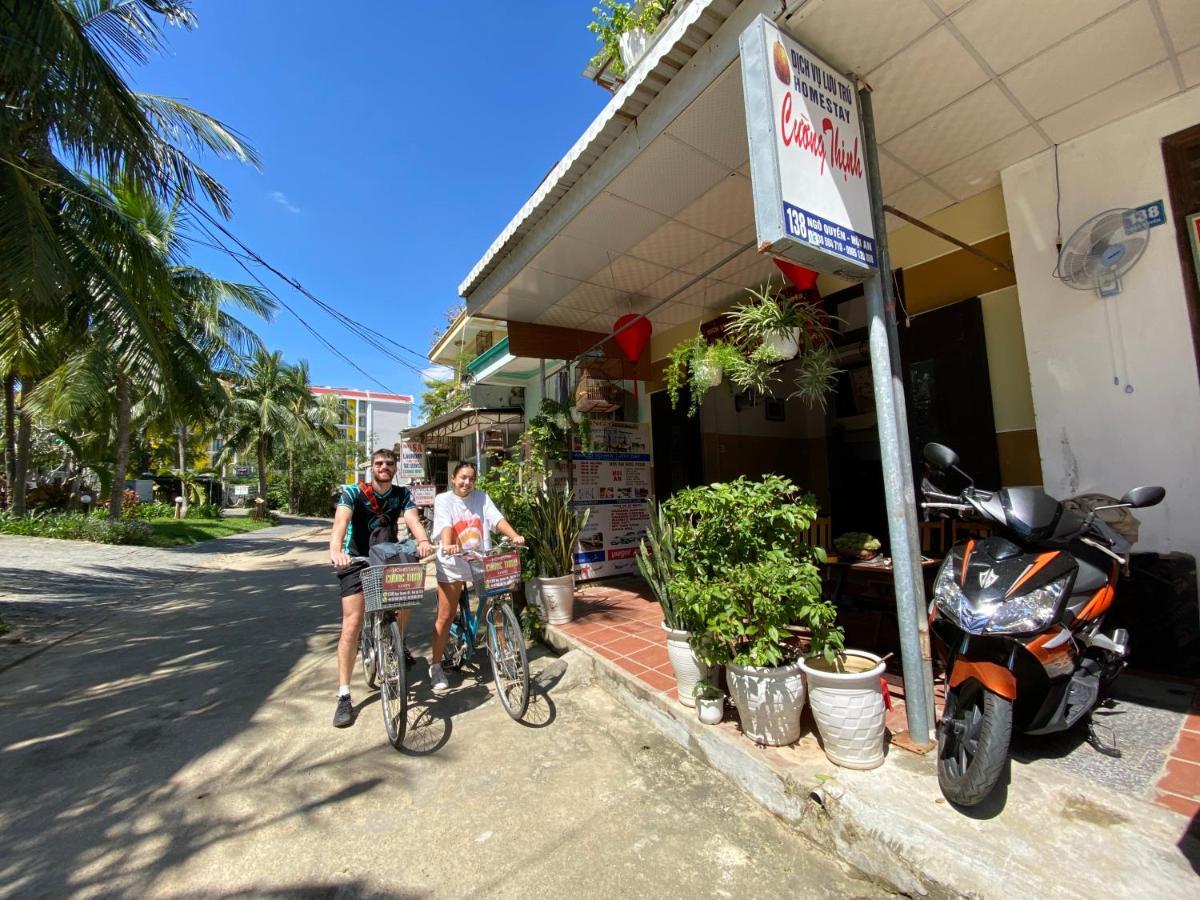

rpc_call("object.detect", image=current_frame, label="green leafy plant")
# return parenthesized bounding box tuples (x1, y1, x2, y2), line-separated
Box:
(665, 336, 749, 417)
(519, 603, 545, 642)
(663, 475, 842, 666)
(526, 398, 589, 465)
(635, 500, 690, 631)
(587, 0, 671, 79)
(477, 459, 538, 582)
(833, 532, 881, 553)
(790, 344, 840, 410)
(692, 678, 723, 700)
(726, 283, 818, 343)
(526, 486, 591, 579)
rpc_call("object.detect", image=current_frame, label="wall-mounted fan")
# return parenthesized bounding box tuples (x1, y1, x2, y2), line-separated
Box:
(1055, 208, 1152, 394)
(1055, 208, 1149, 297)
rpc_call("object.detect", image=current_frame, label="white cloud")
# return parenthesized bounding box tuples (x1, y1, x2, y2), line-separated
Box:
(269, 191, 301, 214)
(421, 365, 453, 382)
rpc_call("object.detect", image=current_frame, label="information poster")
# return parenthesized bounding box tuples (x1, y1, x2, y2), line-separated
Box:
(572, 422, 653, 580)
(380, 565, 425, 609)
(399, 440, 425, 480)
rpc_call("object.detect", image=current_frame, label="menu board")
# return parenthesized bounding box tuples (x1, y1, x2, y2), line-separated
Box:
(572, 422, 653, 580)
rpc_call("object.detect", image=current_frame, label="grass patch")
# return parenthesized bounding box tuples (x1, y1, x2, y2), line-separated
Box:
(143, 516, 277, 547)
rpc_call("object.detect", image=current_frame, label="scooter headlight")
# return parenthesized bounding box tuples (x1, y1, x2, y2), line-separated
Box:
(932, 564, 966, 621)
(987, 577, 1069, 634)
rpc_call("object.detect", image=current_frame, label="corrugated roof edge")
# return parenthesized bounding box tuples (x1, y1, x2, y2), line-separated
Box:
(457, 0, 732, 300)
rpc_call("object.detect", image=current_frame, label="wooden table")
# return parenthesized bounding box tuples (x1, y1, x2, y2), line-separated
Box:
(824, 556, 943, 607)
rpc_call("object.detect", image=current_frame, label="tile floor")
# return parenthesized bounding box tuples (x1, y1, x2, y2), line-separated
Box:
(559, 575, 1200, 834)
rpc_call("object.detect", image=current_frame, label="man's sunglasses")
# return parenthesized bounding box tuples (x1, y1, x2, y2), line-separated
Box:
(372, 460, 396, 468)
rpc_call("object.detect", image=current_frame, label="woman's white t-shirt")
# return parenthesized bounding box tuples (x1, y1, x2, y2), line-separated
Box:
(433, 489, 504, 582)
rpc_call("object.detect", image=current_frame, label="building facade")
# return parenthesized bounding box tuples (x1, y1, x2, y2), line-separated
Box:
(310, 387, 415, 480)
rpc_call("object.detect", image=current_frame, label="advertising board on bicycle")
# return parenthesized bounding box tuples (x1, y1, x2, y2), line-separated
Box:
(380, 565, 425, 609)
(481, 552, 521, 596)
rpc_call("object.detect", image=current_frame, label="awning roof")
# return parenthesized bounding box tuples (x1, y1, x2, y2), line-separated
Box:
(405, 407, 524, 445)
(460, 0, 1197, 333)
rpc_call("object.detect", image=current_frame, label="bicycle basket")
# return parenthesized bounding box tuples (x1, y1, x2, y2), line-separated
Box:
(472, 551, 522, 599)
(361, 563, 426, 613)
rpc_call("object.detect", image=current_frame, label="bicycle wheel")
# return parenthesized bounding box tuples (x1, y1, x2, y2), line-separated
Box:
(487, 600, 529, 720)
(359, 620, 378, 691)
(376, 616, 407, 749)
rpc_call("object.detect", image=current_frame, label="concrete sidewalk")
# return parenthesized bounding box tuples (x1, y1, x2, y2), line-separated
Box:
(546, 596, 1200, 898)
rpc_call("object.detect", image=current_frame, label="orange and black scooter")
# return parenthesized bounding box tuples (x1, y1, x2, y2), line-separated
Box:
(920, 443, 1164, 808)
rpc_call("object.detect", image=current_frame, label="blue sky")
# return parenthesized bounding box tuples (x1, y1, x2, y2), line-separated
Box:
(138, 3, 609, 403)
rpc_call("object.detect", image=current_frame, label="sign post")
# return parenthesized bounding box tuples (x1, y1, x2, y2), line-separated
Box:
(741, 16, 933, 744)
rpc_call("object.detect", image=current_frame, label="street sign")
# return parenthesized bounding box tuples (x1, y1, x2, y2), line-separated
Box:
(741, 15, 876, 278)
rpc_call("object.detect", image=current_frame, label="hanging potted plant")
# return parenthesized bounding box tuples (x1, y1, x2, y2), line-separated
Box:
(664, 336, 753, 417)
(636, 499, 707, 707)
(526, 486, 590, 625)
(667, 476, 832, 746)
(587, 1, 673, 79)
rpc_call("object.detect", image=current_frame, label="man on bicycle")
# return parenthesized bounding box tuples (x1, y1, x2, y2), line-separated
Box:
(329, 447, 433, 727)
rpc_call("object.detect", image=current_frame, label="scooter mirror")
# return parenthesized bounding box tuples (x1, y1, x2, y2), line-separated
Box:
(923, 443, 960, 470)
(1120, 485, 1165, 509)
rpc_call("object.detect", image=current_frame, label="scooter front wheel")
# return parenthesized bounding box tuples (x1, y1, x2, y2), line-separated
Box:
(937, 680, 1012, 807)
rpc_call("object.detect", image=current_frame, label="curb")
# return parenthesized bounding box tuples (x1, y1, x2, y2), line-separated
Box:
(545, 623, 1200, 899)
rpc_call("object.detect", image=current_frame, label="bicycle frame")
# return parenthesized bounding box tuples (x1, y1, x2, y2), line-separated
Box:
(443, 544, 522, 668)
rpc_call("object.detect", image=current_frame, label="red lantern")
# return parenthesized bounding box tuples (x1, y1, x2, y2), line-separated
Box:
(612, 314, 652, 362)
(773, 259, 819, 291)
(612, 314, 653, 402)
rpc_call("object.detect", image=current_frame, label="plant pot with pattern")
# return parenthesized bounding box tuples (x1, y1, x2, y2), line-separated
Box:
(526, 486, 590, 625)
(800, 649, 888, 770)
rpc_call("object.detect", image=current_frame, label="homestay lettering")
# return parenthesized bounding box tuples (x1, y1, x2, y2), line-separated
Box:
(788, 47, 853, 124)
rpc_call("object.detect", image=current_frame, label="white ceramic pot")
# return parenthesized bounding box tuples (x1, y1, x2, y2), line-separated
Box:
(800, 650, 888, 769)
(663, 623, 708, 708)
(538, 575, 575, 625)
(763, 327, 801, 360)
(618, 27, 651, 71)
(696, 694, 725, 725)
(726, 660, 806, 746)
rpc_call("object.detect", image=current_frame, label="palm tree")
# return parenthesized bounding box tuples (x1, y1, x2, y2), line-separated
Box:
(217, 349, 311, 505)
(2, 1, 259, 513)
(30, 175, 274, 520)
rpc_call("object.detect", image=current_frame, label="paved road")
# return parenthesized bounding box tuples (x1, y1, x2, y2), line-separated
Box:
(0, 526, 884, 899)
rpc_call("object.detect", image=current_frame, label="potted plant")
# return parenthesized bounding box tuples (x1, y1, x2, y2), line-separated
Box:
(666, 476, 831, 746)
(726, 283, 819, 360)
(799, 646, 889, 770)
(833, 532, 882, 561)
(636, 500, 708, 707)
(587, 1, 672, 79)
(664, 335, 758, 417)
(526, 486, 590, 625)
(693, 679, 725, 725)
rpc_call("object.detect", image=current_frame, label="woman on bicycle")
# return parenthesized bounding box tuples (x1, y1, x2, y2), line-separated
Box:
(430, 460, 525, 693)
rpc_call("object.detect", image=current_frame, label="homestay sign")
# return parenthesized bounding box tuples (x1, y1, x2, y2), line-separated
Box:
(740, 16, 876, 277)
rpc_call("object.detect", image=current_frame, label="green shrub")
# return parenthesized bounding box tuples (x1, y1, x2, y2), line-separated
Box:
(664, 476, 842, 666)
(833, 532, 881, 553)
(0, 511, 152, 545)
(187, 503, 224, 519)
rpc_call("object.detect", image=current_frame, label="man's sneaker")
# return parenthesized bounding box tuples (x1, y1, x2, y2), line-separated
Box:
(333, 694, 354, 727)
(429, 663, 449, 694)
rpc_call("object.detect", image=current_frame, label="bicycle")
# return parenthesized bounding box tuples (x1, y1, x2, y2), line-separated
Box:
(351, 554, 431, 749)
(440, 540, 530, 721)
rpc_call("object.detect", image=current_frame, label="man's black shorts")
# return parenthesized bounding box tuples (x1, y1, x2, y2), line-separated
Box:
(336, 561, 369, 599)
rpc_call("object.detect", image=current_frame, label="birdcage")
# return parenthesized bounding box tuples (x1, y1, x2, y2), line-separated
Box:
(574, 357, 623, 413)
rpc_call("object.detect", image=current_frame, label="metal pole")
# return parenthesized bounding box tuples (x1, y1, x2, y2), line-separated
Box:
(857, 84, 932, 745)
(861, 89, 937, 739)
